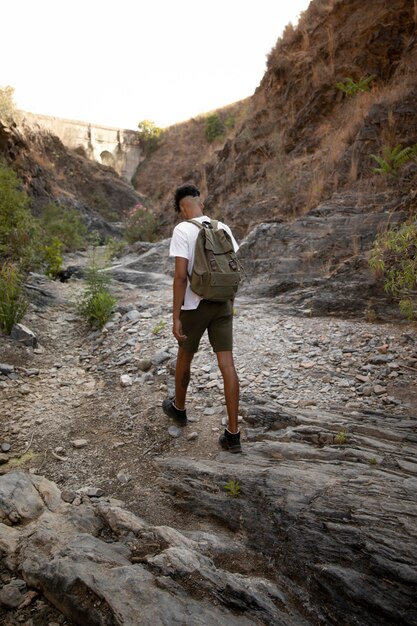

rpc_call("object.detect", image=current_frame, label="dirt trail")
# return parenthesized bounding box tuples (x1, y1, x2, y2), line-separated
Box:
(1, 260, 416, 531)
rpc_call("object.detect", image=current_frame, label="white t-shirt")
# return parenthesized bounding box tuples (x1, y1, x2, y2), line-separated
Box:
(169, 215, 239, 310)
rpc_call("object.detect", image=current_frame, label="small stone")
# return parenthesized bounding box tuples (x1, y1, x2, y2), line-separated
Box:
(0, 581, 26, 608)
(117, 471, 131, 483)
(77, 487, 104, 497)
(125, 309, 141, 322)
(71, 439, 88, 449)
(120, 374, 133, 387)
(152, 351, 170, 365)
(137, 358, 153, 371)
(0, 363, 14, 375)
(373, 385, 387, 395)
(61, 490, 76, 503)
(168, 425, 182, 438)
(187, 432, 198, 441)
(204, 408, 216, 416)
(1, 442, 11, 453)
(356, 374, 370, 383)
(362, 386, 372, 397)
(300, 361, 315, 369)
(211, 427, 220, 432)
(11, 323, 38, 348)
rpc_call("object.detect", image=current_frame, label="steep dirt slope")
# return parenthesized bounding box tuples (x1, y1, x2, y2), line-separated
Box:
(0, 120, 145, 238)
(133, 0, 417, 239)
(204, 0, 417, 232)
(132, 101, 247, 234)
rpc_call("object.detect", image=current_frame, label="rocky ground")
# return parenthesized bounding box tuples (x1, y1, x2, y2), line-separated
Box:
(0, 249, 416, 625)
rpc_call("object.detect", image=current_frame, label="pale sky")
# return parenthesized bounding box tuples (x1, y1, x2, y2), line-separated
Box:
(2, 0, 310, 130)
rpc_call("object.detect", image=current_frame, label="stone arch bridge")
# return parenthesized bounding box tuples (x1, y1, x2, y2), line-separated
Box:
(21, 111, 143, 181)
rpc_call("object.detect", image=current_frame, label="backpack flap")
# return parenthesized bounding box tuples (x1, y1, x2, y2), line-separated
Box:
(188, 220, 241, 301)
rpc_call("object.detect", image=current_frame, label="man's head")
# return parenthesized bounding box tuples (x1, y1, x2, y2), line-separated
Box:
(174, 184, 202, 214)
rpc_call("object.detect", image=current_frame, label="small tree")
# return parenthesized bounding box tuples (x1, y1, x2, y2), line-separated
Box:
(137, 120, 163, 154)
(0, 86, 16, 120)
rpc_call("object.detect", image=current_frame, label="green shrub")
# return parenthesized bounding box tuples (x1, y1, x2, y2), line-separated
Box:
(334, 431, 348, 445)
(336, 75, 375, 96)
(42, 237, 63, 278)
(0, 262, 29, 334)
(40, 203, 87, 251)
(0, 162, 41, 269)
(137, 120, 163, 154)
(204, 113, 225, 142)
(370, 144, 417, 176)
(124, 203, 158, 243)
(78, 261, 116, 329)
(224, 480, 241, 497)
(369, 217, 417, 319)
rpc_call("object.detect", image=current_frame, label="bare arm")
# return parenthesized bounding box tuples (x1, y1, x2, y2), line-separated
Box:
(172, 256, 188, 341)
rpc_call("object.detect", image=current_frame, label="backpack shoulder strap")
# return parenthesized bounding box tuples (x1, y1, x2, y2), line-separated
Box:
(210, 219, 219, 230)
(187, 219, 204, 229)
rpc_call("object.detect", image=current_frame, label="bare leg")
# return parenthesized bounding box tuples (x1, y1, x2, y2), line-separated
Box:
(216, 351, 239, 433)
(175, 346, 194, 410)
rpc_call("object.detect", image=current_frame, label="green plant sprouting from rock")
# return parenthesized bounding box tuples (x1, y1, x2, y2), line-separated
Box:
(152, 320, 167, 335)
(334, 431, 347, 445)
(335, 75, 375, 96)
(224, 480, 241, 497)
(370, 216, 417, 320)
(370, 144, 417, 176)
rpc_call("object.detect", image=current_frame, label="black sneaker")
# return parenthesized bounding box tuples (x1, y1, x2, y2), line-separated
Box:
(219, 429, 242, 453)
(162, 398, 187, 426)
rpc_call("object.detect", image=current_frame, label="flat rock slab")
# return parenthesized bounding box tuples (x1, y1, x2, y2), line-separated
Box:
(0, 470, 306, 626)
(159, 399, 417, 626)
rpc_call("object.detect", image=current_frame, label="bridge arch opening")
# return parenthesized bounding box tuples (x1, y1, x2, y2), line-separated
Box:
(100, 150, 115, 168)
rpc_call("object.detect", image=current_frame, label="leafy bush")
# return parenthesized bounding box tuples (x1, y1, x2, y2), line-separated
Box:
(370, 144, 417, 176)
(0, 262, 29, 334)
(137, 120, 163, 154)
(40, 203, 87, 251)
(369, 217, 417, 319)
(336, 75, 375, 96)
(204, 113, 225, 142)
(78, 261, 116, 329)
(42, 237, 64, 278)
(0, 162, 42, 269)
(124, 203, 158, 243)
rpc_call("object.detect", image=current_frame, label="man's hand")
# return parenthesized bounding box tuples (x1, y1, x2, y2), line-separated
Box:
(173, 318, 187, 342)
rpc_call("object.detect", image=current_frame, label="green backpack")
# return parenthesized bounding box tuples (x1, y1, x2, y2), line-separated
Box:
(188, 219, 241, 301)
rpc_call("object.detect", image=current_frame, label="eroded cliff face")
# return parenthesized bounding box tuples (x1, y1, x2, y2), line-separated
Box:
(133, 0, 416, 239)
(0, 119, 144, 239)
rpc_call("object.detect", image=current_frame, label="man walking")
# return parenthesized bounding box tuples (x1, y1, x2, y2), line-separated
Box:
(162, 183, 242, 453)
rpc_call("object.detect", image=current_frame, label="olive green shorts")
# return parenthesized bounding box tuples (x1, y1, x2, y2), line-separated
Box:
(179, 300, 233, 354)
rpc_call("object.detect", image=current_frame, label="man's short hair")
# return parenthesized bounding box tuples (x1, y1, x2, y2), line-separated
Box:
(174, 184, 200, 213)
